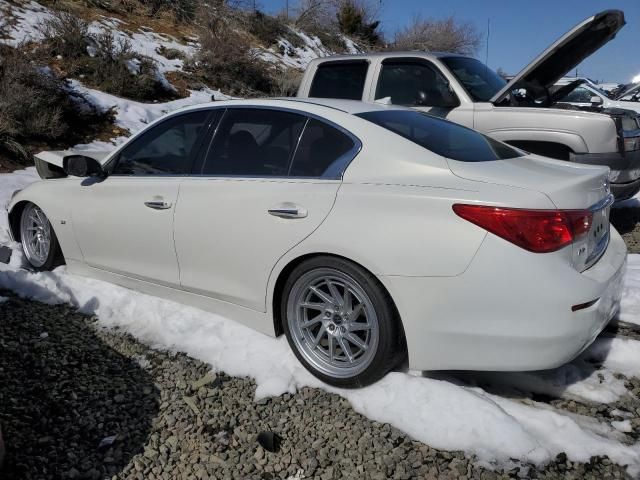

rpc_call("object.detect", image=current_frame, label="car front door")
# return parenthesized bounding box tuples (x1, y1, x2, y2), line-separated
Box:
(174, 107, 359, 312)
(71, 109, 213, 287)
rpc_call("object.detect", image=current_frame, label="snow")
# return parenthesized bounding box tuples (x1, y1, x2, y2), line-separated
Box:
(0, 0, 52, 47)
(0, 259, 639, 472)
(1, 0, 640, 474)
(619, 254, 640, 326)
(257, 27, 346, 70)
(0, 0, 194, 73)
(1, 156, 640, 473)
(70, 81, 229, 150)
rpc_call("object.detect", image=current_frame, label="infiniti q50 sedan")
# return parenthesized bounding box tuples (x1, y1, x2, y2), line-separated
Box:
(6, 98, 627, 387)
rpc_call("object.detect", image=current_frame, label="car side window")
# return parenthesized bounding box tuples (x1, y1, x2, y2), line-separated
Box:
(563, 87, 593, 103)
(289, 119, 356, 178)
(376, 60, 458, 108)
(309, 61, 368, 100)
(201, 109, 306, 176)
(114, 110, 210, 175)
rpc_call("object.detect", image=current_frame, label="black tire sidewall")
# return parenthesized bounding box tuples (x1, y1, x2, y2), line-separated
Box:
(281, 256, 401, 388)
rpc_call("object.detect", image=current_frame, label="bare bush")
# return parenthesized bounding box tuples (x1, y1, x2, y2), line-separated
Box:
(272, 67, 302, 97)
(392, 15, 482, 55)
(37, 13, 177, 101)
(38, 11, 90, 58)
(0, 45, 107, 163)
(335, 0, 381, 45)
(187, 6, 274, 95)
(293, 0, 335, 30)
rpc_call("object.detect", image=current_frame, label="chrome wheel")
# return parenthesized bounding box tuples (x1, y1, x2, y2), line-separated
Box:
(287, 268, 379, 379)
(20, 204, 52, 268)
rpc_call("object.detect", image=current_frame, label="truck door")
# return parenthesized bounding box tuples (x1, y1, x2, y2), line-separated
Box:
(370, 58, 474, 128)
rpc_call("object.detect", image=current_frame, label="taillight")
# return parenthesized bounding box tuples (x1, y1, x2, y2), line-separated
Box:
(452, 204, 593, 253)
(624, 136, 640, 152)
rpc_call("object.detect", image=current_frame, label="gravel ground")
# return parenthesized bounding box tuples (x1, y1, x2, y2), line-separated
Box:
(1, 212, 640, 480)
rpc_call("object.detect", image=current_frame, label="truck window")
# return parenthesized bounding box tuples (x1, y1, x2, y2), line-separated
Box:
(357, 110, 523, 162)
(440, 56, 506, 102)
(309, 61, 368, 100)
(375, 60, 458, 108)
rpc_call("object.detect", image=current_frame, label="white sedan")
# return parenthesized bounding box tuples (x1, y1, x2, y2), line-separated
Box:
(6, 98, 627, 387)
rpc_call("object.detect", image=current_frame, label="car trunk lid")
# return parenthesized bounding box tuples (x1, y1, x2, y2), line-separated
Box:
(448, 155, 613, 270)
(490, 10, 625, 105)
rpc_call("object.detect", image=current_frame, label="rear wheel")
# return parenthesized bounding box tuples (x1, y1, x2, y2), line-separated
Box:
(20, 203, 64, 271)
(281, 256, 402, 388)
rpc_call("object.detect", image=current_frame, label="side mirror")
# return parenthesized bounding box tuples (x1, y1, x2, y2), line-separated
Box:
(590, 95, 603, 106)
(415, 89, 460, 109)
(63, 155, 106, 178)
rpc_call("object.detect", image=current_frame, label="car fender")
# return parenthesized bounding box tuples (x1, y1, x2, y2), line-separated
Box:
(7, 180, 84, 262)
(473, 104, 619, 154)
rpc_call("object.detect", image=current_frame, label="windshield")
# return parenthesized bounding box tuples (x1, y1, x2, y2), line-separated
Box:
(357, 110, 523, 162)
(440, 56, 506, 102)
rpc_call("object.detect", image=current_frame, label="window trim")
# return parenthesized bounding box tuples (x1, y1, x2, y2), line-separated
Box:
(106, 108, 219, 177)
(196, 106, 362, 181)
(375, 57, 460, 108)
(309, 59, 370, 102)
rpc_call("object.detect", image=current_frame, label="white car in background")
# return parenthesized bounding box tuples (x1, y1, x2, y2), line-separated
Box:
(554, 79, 640, 114)
(618, 83, 640, 102)
(6, 98, 627, 387)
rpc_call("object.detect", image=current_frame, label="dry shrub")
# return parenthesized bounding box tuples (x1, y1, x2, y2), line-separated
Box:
(272, 67, 302, 97)
(38, 11, 89, 58)
(392, 15, 482, 55)
(38, 12, 177, 101)
(0, 45, 108, 163)
(187, 6, 275, 95)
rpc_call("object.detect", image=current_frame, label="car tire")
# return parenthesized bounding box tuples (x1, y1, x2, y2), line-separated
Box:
(281, 256, 403, 388)
(19, 202, 64, 271)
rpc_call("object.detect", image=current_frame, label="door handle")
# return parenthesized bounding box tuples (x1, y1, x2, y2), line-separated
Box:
(268, 203, 308, 219)
(144, 200, 172, 210)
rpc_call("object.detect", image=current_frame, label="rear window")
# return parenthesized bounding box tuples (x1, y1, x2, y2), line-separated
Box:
(309, 61, 368, 100)
(356, 110, 523, 162)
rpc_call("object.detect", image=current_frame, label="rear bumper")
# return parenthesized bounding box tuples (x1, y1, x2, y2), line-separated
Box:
(610, 177, 640, 202)
(572, 149, 640, 201)
(379, 228, 627, 372)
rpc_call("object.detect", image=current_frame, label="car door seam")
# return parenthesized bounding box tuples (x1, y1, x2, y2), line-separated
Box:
(263, 181, 344, 312)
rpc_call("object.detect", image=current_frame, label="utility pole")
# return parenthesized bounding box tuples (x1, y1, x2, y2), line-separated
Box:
(485, 18, 490, 67)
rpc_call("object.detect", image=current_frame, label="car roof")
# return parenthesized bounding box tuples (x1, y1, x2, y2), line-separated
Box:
(307, 51, 470, 63)
(176, 97, 412, 116)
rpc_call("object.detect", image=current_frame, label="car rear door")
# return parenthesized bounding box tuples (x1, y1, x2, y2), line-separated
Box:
(71, 109, 213, 287)
(174, 107, 360, 312)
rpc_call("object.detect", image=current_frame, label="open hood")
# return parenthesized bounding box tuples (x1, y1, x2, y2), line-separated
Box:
(490, 10, 625, 104)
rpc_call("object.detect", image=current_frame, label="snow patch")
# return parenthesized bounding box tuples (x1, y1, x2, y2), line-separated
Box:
(69, 81, 230, 150)
(0, 220, 639, 472)
(0, 0, 194, 73)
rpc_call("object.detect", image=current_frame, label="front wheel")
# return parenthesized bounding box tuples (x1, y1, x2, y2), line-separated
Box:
(281, 256, 403, 388)
(20, 203, 64, 271)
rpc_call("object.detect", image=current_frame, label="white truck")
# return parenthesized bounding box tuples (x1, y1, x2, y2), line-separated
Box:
(296, 10, 640, 201)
